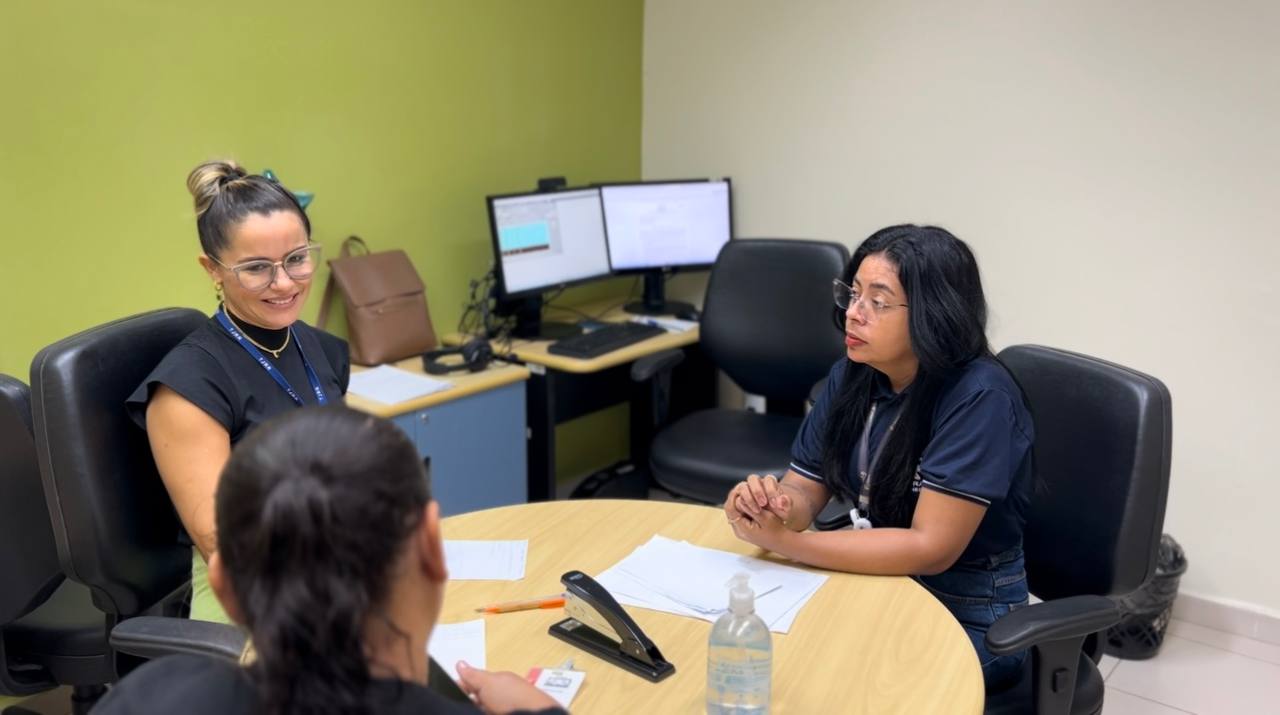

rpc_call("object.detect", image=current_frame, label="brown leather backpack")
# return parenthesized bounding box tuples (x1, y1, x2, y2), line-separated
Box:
(316, 236, 438, 365)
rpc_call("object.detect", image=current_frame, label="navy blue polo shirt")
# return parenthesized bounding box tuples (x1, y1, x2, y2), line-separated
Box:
(790, 356, 1034, 564)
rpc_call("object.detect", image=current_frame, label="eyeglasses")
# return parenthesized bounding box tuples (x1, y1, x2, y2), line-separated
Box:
(832, 279, 908, 320)
(211, 244, 322, 292)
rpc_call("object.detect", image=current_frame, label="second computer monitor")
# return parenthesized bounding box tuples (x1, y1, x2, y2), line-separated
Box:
(601, 179, 732, 314)
(601, 179, 732, 271)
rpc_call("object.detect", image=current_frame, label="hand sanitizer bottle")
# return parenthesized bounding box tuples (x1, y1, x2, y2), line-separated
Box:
(706, 573, 772, 714)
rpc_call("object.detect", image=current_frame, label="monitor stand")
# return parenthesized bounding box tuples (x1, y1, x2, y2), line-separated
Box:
(530, 320, 582, 340)
(497, 294, 584, 340)
(624, 271, 695, 316)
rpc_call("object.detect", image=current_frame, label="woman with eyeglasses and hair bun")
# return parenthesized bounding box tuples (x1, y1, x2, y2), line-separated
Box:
(95, 406, 564, 715)
(126, 159, 349, 622)
(722, 225, 1035, 691)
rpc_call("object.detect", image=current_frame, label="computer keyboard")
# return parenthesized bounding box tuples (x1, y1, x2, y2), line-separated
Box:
(547, 322, 666, 359)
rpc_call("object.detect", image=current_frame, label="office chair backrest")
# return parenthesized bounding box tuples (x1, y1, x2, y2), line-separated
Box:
(701, 239, 849, 404)
(0, 374, 63, 624)
(30, 308, 207, 617)
(998, 345, 1172, 601)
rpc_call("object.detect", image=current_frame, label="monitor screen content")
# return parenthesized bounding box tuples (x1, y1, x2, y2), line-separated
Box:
(601, 180, 732, 271)
(489, 188, 612, 297)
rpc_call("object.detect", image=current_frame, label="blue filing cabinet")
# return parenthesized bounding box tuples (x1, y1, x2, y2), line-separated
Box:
(389, 380, 527, 517)
(391, 383, 527, 516)
(348, 363, 529, 515)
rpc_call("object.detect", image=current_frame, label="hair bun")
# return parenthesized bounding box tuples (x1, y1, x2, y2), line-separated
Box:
(187, 159, 247, 217)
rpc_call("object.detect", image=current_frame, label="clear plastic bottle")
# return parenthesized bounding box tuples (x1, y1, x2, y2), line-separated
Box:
(706, 573, 772, 714)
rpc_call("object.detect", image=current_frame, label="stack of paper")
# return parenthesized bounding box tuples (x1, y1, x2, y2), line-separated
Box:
(443, 540, 528, 580)
(348, 364, 452, 404)
(595, 535, 827, 633)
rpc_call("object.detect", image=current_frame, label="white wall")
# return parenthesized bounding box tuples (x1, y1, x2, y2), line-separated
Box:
(644, 0, 1280, 614)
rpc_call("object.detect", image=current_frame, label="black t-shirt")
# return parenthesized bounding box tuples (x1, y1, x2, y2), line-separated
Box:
(126, 314, 350, 445)
(92, 654, 567, 715)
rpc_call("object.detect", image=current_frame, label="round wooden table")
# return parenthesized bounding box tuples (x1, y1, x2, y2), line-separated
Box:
(441, 500, 983, 714)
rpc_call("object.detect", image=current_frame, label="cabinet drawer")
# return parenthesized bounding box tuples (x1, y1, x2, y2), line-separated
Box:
(392, 382, 526, 516)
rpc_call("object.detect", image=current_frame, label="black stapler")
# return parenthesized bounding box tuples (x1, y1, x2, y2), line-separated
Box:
(548, 570, 675, 682)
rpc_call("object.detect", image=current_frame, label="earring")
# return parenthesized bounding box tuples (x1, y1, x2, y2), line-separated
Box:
(214, 282, 224, 304)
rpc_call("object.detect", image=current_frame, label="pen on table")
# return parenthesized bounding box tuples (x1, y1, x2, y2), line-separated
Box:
(474, 593, 567, 614)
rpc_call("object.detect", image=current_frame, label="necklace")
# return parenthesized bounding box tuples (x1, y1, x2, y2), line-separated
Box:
(223, 308, 291, 358)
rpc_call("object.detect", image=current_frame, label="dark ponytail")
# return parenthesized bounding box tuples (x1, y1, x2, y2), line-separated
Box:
(216, 406, 430, 715)
(821, 225, 992, 527)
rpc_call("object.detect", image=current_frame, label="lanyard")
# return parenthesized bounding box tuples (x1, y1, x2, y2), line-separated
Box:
(853, 401, 901, 528)
(215, 308, 328, 408)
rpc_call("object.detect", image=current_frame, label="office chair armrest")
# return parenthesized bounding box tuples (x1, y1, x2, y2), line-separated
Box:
(812, 500, 852, 531)
(985, 595, 1119, 656)
(813, 514, 851, 530)
(631, 349, 685, 383)
(110, 616, 248, 663)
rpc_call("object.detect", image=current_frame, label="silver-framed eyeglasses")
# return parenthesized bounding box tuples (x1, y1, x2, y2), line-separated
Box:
(832, 279, 908, 320)
(210, 244, 322, 292)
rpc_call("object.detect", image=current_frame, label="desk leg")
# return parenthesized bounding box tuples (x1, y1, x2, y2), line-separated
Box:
(523, 348, 714, 503)
(525, 369, 556, 502)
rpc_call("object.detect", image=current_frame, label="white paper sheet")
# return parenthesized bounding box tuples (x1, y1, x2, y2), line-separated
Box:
(628, 316, 698, 332)
(595, 535, 827, 634)
(347, 364, 452, 405)
(444, 539, 528, 580)
(427, 619, 486, 684)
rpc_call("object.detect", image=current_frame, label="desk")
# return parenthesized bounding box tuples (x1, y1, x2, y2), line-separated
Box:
(445, 301, 716, 500)
(346, 357, 530, 516)
(441, 500, 984, 714)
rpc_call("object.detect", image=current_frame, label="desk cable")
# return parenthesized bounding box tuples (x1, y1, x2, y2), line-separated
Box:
(543, 276, 641, 322)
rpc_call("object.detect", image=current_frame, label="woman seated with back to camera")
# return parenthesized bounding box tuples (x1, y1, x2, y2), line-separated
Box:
(96, 406, 563, 715)
(126, 160, 349, 623)
(723, 225, 1035, 691)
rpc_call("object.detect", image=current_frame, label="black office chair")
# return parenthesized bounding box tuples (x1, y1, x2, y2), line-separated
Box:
(638, 239, 849, 504)
(982, 345, 1172, 715)
(28, 308, 248, 682)
(0, 375, 113, 713)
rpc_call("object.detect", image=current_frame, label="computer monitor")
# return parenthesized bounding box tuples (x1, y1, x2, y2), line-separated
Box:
(601, 179, 733, 315)
(487, 187, 612, 338)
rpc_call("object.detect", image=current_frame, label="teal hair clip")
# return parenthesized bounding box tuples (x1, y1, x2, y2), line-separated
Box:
(262, 168, 314, 210)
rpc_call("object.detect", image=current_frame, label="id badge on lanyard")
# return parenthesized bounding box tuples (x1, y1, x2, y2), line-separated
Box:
(852, 401, 900, 530)
(215, 309, 328, 407)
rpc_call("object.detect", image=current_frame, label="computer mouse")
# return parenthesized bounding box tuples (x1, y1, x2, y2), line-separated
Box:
(674, 307, 701, 322)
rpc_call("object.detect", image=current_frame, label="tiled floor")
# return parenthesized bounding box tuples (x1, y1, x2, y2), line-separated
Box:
(1101, 618, 1280, 714)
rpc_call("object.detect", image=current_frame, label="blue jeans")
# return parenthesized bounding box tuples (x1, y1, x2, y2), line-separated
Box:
(916, 546, 1029, 691)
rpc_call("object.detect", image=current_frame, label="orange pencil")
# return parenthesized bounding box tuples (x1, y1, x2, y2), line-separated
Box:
(474, 593, 567, 614)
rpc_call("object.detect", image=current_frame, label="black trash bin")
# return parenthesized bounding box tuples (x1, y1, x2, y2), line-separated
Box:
(1104, 534, 1188, 659)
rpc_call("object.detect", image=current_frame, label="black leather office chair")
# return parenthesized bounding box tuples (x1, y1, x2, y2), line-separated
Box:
(1, 375, 112, 712)
(640, 239, 849, 504)
(983, 345, 1172, 715)
(28, 308, 251, 681)
(20, 309, 467, 709)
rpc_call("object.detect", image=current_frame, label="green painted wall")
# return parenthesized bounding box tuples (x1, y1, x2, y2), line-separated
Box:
(0, 0, 640, 482)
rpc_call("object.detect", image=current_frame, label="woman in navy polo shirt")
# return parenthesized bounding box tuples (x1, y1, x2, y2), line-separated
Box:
(724, 224, 1034, 689)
